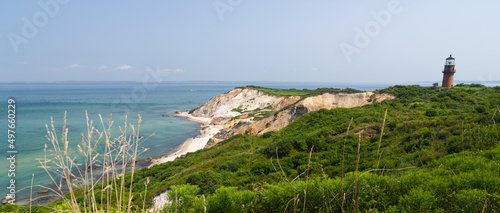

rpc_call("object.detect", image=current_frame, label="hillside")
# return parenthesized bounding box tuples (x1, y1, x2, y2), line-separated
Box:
(7, 84, 500, 212)
(138, 84, 500, 212)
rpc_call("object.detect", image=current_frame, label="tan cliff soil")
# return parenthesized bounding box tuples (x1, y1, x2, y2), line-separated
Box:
(189, 88, 302, 118)
(186, 88, 395, 147)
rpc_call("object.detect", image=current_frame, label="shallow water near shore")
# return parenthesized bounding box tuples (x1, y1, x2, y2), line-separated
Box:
(0, 81, 422, 204)
(0, 82, 234, 204)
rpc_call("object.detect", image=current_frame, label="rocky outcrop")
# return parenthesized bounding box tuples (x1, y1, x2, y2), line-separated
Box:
(38, 189, 49, 194)
(188, 88, 395, 143)
(2, 196, 14, 205)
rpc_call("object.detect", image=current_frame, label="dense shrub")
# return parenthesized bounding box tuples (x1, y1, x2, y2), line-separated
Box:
(164, 184, 203, 212)
(207, 187, 258, 213)
(454, 189, 488, 212)
(398, 188, 436, 212)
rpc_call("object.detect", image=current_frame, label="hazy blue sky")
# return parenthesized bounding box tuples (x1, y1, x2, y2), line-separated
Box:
(1, 1, 499, 83)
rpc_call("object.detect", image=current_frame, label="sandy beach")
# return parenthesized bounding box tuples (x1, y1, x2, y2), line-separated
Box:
(148, 111, 222, 211)
(148, 112, 221, 167)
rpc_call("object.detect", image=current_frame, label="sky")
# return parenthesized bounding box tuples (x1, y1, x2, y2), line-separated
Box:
(1, 0, 499, 83)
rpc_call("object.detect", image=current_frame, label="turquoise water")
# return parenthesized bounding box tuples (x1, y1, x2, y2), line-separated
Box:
(0, 82, 239, 203)
(0, 81, 425, 204)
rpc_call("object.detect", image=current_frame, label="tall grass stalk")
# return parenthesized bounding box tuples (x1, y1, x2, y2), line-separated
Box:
(302, 146, 314, 213)
(30, 174, 34, 213)
(202, 194, 207, 213)
(142, 177, 150, 213)
(271, 144, 315, 213)
(492, 106, 499, 139)
(352, 133, 361, 213)
(37, 111, 150, 212)
(341, 117, 353, 212)
(375, 109, 387, 171)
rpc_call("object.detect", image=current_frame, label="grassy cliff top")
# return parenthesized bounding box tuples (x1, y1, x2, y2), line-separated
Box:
(239, 85, 364, 96)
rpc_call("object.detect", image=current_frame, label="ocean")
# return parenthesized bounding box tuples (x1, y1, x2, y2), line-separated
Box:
(0, 80, 479, 204)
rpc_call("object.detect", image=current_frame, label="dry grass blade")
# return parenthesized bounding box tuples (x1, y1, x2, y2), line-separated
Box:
(353, 133, 361, 213)
(482, 198, 488, 213)
(341, 117, 353, 212)
(38, 111, 149, 213)
(302, 146, 314, 213)
(376, 109, 387, 171)
(29, 174, 34, 213)
(272, 147, 295, 189)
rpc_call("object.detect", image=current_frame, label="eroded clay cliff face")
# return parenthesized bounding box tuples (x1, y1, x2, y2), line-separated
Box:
(189, 88, 302, 120)
(187, 88, 395, 145)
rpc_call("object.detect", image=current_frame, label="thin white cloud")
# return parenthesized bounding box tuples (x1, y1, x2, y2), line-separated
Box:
(311, 68, 318, 71)
(19, 61, 28, 64)
(65, 64, 81, 69)
(158, 68, 170, 72)
(99, 66, 107, 70)
(155, 68, 183, 73)
(116, 65, 133, 70)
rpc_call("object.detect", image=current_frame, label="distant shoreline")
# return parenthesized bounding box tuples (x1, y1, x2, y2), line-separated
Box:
(1, 80, 499, 85)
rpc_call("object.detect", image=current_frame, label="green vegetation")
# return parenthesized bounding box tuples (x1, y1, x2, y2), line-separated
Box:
(9, 84, 500, 212)
(232, 104, 276, 121)
(0, 205, 53, 213)
(127, 84, 499, 212)
(241, 85, 364, 96)
(148, 148, 500, 212)
(231, 107, 244, 113)
(256, 110, 274, 120)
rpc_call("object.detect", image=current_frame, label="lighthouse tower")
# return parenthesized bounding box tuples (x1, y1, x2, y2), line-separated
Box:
(442, 54, 456, 88)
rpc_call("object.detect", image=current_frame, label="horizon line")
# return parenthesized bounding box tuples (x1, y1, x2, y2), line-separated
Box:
(1, 80, 499, 84)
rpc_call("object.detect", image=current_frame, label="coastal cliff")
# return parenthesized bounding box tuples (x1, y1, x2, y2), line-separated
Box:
(184, 87, 395, 147)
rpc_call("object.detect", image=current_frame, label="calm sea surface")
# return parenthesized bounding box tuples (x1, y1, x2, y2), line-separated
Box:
(2, 81, 490, 204)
